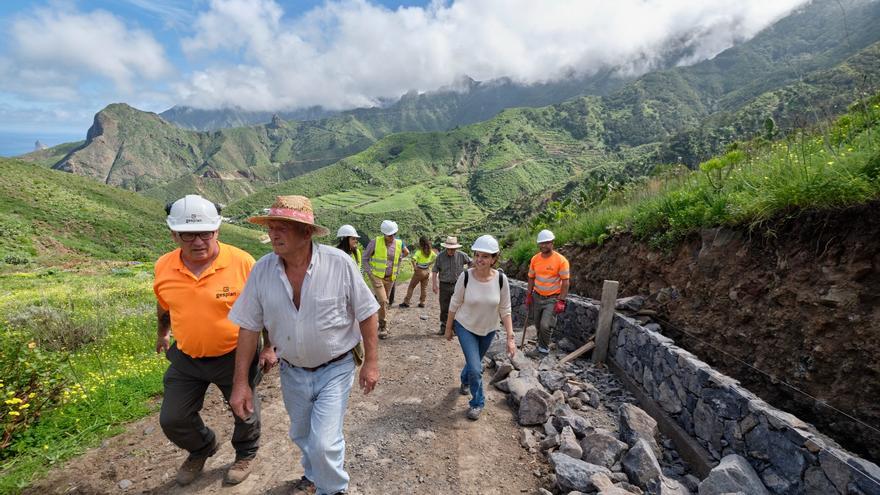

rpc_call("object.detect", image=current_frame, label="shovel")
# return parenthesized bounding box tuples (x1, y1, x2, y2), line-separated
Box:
(518, 307, 531, 349)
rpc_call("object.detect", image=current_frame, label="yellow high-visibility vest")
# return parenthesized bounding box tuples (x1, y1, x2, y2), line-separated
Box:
(351, 246, 363, 270)
(412, 249, 437, 269)
(370, 237, 402, 280)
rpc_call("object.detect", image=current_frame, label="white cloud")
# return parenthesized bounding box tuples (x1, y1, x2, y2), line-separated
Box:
(176, 0, 809, 111)
(1, 4, 173, 98)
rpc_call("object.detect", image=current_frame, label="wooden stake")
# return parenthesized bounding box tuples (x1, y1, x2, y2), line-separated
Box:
(592, 280, 619, 364)
(557, 336, 596, 366)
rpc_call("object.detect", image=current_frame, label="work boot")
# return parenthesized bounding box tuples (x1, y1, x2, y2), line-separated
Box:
(176, 439, 219, 486)
(417, 303, 425, 308)
(224, 457, 254, 485)
(398, 302, 410, 308)
(437, 323, 446, 335)
(525, 348, 549, 359)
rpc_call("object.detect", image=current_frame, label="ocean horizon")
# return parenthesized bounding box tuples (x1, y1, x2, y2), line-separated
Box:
(0, 130, 83, 157)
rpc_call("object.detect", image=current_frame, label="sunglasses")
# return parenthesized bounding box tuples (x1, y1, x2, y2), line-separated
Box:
(178, 231, 215, 242)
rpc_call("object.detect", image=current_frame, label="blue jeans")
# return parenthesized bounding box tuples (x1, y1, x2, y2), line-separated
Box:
(454, 320, 496, 409)
(280, 354, 355, 495)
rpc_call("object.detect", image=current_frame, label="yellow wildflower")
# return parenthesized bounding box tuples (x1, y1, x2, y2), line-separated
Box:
(827, 161, 834, 165)
(27, 342, 36, 349)
(28, 393, 35, 399)
(19, 403, 29, 409)
(8, 411, 19, 416)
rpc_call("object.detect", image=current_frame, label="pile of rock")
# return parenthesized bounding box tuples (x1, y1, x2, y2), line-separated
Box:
(485, 340, 777, 495)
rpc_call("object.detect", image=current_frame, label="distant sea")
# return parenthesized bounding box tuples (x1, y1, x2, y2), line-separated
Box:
(0, 130, 83, 157)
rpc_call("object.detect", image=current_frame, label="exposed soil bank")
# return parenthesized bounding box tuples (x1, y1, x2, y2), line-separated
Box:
(509, 201, 880, 462)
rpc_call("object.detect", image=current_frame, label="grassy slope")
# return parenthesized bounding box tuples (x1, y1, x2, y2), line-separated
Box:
(0, 159, 270, 268)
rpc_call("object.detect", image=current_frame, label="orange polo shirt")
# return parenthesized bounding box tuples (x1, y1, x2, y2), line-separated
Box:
(528, 251, 570, 296)
(153, 242, 255, 358)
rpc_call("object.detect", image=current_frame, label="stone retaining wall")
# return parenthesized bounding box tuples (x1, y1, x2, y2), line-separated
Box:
(508, 279, 880, 494)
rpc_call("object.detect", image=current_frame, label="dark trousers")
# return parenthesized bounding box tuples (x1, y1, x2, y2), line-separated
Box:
(439, 281, 456, 326)
(531, 292, 559, 350)
(160, 343, 261, 460)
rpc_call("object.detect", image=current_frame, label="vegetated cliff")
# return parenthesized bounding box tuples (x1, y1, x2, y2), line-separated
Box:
(508, 201, 880, 462)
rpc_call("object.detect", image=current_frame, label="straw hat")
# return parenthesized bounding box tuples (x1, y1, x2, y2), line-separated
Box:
(247, 195, 330, 236)
(440, 236, 462, 249)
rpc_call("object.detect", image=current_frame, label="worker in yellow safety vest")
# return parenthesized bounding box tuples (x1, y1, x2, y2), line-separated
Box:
(336, 224, 363, 269)
(363, 220, 409, 339)
(399, 235, 437, 309)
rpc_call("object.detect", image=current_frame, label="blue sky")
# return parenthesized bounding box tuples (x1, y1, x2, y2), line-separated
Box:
(0, 0, 808, 154)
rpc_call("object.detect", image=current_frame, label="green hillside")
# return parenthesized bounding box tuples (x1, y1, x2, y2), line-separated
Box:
(0, 159, 270, 268)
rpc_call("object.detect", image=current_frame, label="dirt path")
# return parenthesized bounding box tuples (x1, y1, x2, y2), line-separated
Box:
(27, 284, 543, 495)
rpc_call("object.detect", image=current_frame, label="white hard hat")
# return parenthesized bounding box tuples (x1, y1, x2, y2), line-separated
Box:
(166, 195, 221, 232)
(380, 220, 398, 235)
(536, 229, 555, 243)
(471, 234, 500, 254)
(337, 224, 359, 238)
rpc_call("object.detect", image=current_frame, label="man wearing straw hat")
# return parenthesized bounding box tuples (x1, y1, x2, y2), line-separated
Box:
(154, 194, 274, 486)
(228, 195, 380, 495)
(432, 235, 472, 335)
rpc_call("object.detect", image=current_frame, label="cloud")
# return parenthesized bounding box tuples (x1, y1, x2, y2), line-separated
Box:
(176, 0, 808, 111)
(1, 4, 173, 98)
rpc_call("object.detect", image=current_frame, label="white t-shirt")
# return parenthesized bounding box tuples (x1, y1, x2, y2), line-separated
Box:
(448, 268, 512, 336)
(229, 243, 379, 368)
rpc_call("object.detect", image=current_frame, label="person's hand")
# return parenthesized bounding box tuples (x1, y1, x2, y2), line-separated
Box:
(259, 346, 277, 373)
(554, 299, 566, 314)
(506, 336, 517, 359)
(155, 333, 170, 354)
(229, 383, 254, 420)
(432, 284, 439, 295)
(444, 323, 454, 341)
(525, 292, 534, 307)
(359, 361, 379, 395)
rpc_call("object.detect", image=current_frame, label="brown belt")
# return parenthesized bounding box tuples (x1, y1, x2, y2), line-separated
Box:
(283, 350, 350, 372)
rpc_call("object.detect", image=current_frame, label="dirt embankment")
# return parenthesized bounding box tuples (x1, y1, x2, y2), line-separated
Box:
(509, 201, 880, 462)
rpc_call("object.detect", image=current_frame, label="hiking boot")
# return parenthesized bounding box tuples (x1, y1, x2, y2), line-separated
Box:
(378, 327, 390, 340)
(224, 457, 254, 484)
(417, 303, 425, 308)
(437, 323, 447, 335)
(291, 476, 316, 495)
(466, 406, 483, 420)
(398, 302, 410, 308)
(459, 382, 469, 395)
(176, 439, 219, 486)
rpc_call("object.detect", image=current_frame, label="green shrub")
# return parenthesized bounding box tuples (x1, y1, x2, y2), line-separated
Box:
(6, 305, 106, 352)
(0, 334, 65, 456)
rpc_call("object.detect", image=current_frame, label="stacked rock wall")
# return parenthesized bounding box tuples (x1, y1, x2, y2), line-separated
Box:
(508, 280, 880, 494)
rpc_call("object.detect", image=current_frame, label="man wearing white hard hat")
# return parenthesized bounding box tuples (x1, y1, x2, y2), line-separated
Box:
(153, 194, 274, 486)
(525, 229, 570, 358)
(362, 220, 410, 339)
(444, 235, 515, 421)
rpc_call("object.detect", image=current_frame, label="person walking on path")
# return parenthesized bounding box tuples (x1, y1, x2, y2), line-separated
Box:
(363, 220, 409, 339)
(153, 194, 275, 486)
(525, 229, 570, 358)
(432, 236, 471, 335)
(228, 195, 380, 495)
(336, 224, 362, 269)
(399, 235, 437, 308)
(444, 235, 516, 420)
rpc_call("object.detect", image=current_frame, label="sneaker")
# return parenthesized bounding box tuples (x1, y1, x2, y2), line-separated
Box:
(525, 347, 549, 359)
(176, 439, 219, 486)
(378, 328, 390, 340)
(291, 476, 316, 495)
(459, 382, 469, 395)
(437, 324, 446, 336)
(398, 302, 410, 308)
(466, 406, 483, 420)
(417, 303, 425, 308)
(224, 457, 254, 484)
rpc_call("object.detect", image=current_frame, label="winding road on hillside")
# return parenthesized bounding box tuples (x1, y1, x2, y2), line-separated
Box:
(27, 284, 543, 495)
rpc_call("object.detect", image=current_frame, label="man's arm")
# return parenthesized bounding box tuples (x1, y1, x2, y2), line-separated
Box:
(362, 239, 376, 276)
(156, 303, 171, 353)
(229, 328, 261, 419)
(560, 279, 570, 300)
(258, 329, 277, 372)
(358, 313, 379, 394)
(431, 271, 439, 294)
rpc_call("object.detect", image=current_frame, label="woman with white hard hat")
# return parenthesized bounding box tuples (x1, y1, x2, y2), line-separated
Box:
(445, 234, 515, 420)
(336, 224, 362, 269)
